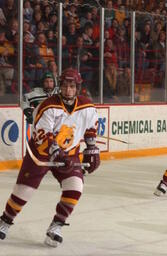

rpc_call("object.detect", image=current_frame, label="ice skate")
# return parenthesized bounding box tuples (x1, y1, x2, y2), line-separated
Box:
(44, 221, 64, 247)
(154, 180, 167, 196)
(0, 218, 12, 240)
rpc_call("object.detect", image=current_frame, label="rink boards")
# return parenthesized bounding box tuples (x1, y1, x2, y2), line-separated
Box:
(0, 104, 167, 169)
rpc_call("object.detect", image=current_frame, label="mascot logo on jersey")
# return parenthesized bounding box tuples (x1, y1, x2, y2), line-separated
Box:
(56, 124, 75, 149)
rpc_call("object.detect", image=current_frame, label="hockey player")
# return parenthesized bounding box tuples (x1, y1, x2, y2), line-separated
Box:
(154, 171, 167, 196)
(0, 68, 100, 247)
(22, 71, 57, 124)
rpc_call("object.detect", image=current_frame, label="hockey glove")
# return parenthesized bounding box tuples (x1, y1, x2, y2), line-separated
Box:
(49, 142, 74, 172)
(23, 107, 33, 124)
(82, 145, 100, 173)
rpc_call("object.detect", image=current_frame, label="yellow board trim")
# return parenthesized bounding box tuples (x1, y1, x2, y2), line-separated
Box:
(61, 197, 78, 205)
(100, 147, 167, 160)
(1, 147, 167, 171)
(0, 160, 22, 171)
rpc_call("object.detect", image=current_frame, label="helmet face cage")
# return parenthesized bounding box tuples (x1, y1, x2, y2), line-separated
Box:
(59, 68, 82, 94)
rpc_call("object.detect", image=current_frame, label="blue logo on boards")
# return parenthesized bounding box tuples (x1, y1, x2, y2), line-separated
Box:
(98, 118, 106, 136)
(1, 120, 19, 146)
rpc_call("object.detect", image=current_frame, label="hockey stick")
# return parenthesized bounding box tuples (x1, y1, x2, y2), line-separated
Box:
(97, 135, 131, 144)
(26, 141, 90, 168)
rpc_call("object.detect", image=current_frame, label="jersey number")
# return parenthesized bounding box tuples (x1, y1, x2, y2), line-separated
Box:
(33, 129, 48, 156)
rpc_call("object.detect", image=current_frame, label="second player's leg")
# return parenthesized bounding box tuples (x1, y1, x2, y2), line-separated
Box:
(0, 151, 49, 239)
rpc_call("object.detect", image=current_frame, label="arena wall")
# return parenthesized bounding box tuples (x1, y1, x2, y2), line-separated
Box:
(0, 105, 167, 170)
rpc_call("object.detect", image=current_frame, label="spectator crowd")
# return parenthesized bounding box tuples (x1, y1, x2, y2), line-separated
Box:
(0, 0, 166, 102)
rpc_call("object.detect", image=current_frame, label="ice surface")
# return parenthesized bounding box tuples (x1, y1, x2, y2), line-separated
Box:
(0, 155, 167, 255)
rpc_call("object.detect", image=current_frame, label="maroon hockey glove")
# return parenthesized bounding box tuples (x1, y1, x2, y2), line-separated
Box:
(49, 143, 74, 172)
(82, 145, 100, 173)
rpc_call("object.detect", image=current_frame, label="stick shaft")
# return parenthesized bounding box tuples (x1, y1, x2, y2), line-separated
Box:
(26, 141, 90, 167)
(97, 135, 130, 144)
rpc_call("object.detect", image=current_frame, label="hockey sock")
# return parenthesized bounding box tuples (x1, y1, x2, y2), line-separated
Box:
(54, 190, 81, 223)
(3, 193, 27, 222)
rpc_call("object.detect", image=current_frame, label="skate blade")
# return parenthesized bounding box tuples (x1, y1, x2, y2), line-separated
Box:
(44, 236, 60, 247)
(0, 232, 6, 240)
(154, 189, 165, 196)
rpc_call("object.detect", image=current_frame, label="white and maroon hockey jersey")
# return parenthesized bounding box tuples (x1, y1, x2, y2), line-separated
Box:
(29, 94, 98, 159)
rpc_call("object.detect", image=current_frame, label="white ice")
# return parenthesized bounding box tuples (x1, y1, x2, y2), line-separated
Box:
(1, 155, 167, 256)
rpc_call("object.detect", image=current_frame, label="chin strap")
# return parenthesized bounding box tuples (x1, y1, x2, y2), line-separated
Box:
(62, 97, 76, 106)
